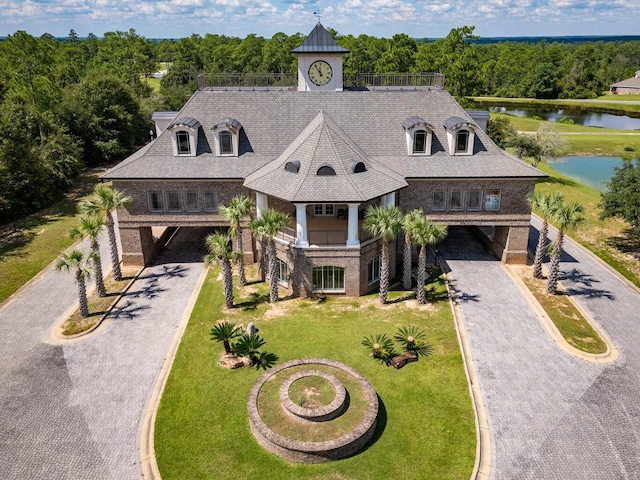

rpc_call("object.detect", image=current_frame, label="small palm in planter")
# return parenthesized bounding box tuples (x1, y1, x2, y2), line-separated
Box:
(362, 334, 397, 364)
(211, 321, 242, 354)
(234, 333, 267, 366)
(394, 325, 432, 358)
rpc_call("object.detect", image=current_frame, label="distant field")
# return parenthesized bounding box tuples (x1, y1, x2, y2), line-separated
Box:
(597, 94, 640, 101)
(473, 97, 640, 117)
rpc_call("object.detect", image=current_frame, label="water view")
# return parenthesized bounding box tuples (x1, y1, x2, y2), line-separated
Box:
(490, 106, 640, 130)
(547, 156, 631, 191)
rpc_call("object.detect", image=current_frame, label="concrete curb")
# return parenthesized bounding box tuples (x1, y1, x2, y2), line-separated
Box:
(49, 267, 143, 343)
(503, 265, 619, 364)
(439, 258, 491, 480)
(140, 265, 208, 480)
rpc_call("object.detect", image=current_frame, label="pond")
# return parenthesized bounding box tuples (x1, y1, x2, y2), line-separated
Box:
(490, 106, 640, 130)
(547, 156, 630, 191)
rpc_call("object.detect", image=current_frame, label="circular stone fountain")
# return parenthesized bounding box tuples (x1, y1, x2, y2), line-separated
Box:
(247, 358, 379, 463)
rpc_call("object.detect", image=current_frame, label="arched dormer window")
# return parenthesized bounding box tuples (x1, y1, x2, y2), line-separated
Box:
(168, 117, 201, 157)
(351, 161, 366, 173)
(317, 165, 336, 176)
(443, 116, 477, 156)
(213, 118, 242, 156)
(285, 161, 300, 173)
(402, 116, 434, 156)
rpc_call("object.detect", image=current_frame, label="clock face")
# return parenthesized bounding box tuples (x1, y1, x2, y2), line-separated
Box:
(308, 60, 333, 86)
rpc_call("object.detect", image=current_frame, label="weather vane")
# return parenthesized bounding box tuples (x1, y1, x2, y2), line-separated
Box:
(313, 8, 322, 22)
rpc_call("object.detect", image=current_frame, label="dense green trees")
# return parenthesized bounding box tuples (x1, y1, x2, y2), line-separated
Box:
(600, 159, 640, 233)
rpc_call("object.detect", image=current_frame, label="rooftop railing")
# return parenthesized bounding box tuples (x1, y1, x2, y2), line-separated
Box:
(197, 72, 445, 90)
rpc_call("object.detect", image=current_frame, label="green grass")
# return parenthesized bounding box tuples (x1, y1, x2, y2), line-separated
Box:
(519, 270, 607, 354)
(597, 94, 640, 101)
(0, 173, 100, 303)
(155, 268, 475, 480)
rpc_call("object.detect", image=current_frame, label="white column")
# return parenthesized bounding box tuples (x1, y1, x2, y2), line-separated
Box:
(256, 192, 268, 218)
(295, 203, 309, 247)
(385, 192, 396, 207)
(346, 203, 360, 247)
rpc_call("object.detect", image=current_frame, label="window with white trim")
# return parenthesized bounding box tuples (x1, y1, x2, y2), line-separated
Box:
(219, 131, 233, 155)
(484, 189, 501, 211)
(176, 131, 191, 155)
(432, 190, 446, 211)
(467, 189, 482, 211)
(449, 190, 464, 211)
(203, 191, 218, 212)
(413, 130, 427, 154)
(368, 256, 381, 285)
(148, 191, 163, 212)
(312, 266, 345, 292)
(455, 130, 470, 153)
(277, 259, 289, 287)
(314, 204, 334, 216)
(185, 191, 199, 212)
(166, 192, 182, 212)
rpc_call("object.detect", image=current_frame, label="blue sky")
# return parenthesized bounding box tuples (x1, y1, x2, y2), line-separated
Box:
(2, 0, 638, 39)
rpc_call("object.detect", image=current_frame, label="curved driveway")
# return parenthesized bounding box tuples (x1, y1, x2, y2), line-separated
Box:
(0, 227, 207, 479)
(441, 224, 640, 479)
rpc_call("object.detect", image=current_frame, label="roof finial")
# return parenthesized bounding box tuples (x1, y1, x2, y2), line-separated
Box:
(313, 8, 322, 22)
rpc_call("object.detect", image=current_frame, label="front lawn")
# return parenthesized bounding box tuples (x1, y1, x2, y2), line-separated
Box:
(155, 269, 475, 480)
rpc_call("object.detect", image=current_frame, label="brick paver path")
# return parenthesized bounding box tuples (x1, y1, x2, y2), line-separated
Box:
(441, 225, 640, 479)
(0, 227, 208, 479)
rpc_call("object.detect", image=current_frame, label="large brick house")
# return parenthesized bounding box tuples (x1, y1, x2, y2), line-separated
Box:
(103, 23, 544, 296)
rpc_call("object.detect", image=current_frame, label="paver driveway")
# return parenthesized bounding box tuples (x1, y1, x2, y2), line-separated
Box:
(0, 227, 209, 479)
(441, 225, 640, 479)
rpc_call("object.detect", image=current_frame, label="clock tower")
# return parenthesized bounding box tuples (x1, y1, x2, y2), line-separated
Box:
(292, 22, 349, 92)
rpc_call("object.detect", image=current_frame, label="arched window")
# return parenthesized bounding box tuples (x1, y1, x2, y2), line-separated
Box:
(176, 131, 191, 155)
(402, 117, 434, 156)
(352, 161, 367, 173)
(285, 161, 300, 173)
(168, 117, 201, 157)
(317, 165, 336, 176)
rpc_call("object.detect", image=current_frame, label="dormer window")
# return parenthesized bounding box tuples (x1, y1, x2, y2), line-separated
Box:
(285, 161, 300, 173)
(444, 116, 477, 156)
(168, 117, 201, 157)
(213, 118, 242, 156)
(317, 165, 336, 176)
(402, 117, 433, 156)
(351, 161, 366, 173)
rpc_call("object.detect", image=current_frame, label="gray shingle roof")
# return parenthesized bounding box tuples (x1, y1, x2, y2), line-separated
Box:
(290, 22, 350, 54)
(103, 88, 544, 184)
(244, 111, 407, 202)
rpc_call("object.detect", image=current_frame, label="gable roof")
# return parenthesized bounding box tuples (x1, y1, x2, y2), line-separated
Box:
(291, 22, 350, 54)
(102, 88, 544, 184)
(244, 111, 407, 202)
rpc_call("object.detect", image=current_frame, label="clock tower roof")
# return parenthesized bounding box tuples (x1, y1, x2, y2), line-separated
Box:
(291, 22, 350, 54)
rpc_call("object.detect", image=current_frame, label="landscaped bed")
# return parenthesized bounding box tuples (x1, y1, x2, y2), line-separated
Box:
(154, 267, 475, 480)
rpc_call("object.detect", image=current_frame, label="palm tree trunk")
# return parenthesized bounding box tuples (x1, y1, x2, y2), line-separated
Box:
(417, 245, 427, 304)
(92, 241, 107, 297)
(546, 232, 564, 294)
(533, 219, 548, 279)
(379, 242, 390, 304)
(268, 240, 279, 302)
(258, 237, 267, 281)
(106, 212, 122, 281)
(403, 232, 412, 290)
(77, 274, 89, 318)
(221, 259, 234, 308)
(236, 229, 247, 286)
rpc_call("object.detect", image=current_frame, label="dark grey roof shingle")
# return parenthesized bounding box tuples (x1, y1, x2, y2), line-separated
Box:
(168, 117, 201, 130)
(290, 22, 350, 54)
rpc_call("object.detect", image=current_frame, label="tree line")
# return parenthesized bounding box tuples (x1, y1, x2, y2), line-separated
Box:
(2, 26, 639, 223)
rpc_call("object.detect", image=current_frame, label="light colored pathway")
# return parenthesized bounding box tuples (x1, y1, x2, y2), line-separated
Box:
(441, 225, 640, 479)
(0, 227, 208, 479)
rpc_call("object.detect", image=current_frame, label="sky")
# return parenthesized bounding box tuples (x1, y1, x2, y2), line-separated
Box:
(2, 0, 639, 40)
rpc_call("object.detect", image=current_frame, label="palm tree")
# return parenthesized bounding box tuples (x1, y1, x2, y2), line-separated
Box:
(80, 185, 132, 281)
(394, 325, 432, 357)
(362, 333, 396, 364)
(408, 214, 447, 304)
(204, 233, 236, 308)
(219, 195, 255, 286)
(211, 321, 242, 354)
(528, 191, 564, 279)
(56, 248, 94, 318)
(258, 209, 290, 303)
(233, 333, 266, 366)
(364, 204, 403, 304)
(249, 216, 268, 282)
(402, 209, 423, 290)
(546, 200, 585, 294)
(69, 214, 107, 297)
